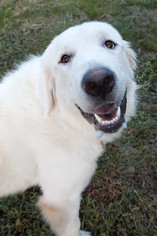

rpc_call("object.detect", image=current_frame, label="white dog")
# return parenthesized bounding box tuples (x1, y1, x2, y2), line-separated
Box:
(0, 21, 137, 236)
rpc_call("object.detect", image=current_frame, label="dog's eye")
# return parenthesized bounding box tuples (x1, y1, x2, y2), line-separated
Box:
(105, 40, 116, 49)
(60, 55, 71, 63)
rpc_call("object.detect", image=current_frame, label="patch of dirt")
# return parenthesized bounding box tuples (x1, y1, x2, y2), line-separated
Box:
(147, 9, 157, 23)
(86, 173, 125, 204)
(128, 5, 157, 25)
(0, 0, 7, 6)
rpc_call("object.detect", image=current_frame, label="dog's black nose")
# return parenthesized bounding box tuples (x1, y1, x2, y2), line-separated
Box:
(82, 67, 115, 99)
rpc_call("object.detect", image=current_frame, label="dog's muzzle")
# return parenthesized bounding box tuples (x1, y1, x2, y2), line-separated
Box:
(76, 67, 127, 135)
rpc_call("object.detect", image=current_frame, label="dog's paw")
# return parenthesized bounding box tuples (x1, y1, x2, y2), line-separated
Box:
(80, 230, 92, 236)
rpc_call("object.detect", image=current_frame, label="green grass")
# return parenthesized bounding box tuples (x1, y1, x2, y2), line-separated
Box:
(0, 0, 157, 235)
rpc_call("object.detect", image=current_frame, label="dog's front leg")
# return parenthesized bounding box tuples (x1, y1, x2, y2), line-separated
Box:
(38, 196, 91, 236)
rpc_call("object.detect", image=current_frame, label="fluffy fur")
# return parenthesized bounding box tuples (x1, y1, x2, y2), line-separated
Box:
(0, 21, 137, 236)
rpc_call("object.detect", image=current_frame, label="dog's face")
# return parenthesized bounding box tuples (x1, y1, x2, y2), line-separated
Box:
(39, 22, 137, 136)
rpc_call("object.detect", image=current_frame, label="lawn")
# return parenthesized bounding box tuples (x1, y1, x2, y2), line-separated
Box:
(0, 0, 157, 235)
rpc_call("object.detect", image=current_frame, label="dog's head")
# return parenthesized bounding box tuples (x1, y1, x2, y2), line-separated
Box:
(38, 21, 137, 138)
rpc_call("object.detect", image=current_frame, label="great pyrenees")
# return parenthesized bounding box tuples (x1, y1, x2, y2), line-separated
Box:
(0, 21, 137, 236)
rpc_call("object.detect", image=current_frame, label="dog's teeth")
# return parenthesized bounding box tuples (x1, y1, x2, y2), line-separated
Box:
(102, 114, 120, 126)
(95, 106, 121, 127)
(116, 106, 121, 117)
(113, 115, 119, 123)
(94, 114, 101, 123)
(102, 120, 110, 125)
(110, 119, 115, 124)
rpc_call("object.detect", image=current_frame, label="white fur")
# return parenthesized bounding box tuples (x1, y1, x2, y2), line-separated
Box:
(0, 21, 137, 236)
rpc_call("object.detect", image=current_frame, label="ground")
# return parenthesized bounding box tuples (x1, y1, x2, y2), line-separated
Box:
(0, 0, 156, 235)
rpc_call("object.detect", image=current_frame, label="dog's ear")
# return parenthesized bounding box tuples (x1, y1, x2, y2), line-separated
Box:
(37, 57, 56, 118)
(124, 41, 137, 71)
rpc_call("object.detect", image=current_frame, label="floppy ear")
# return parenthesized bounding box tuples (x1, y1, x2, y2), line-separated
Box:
(123, 41, 137, 71)
(37, 58, 56, 118)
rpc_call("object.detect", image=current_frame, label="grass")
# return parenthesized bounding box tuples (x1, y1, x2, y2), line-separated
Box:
(0, 0, 157, 235)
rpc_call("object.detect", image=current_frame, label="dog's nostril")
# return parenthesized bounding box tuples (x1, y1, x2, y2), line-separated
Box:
(104, 75, 115, 86)
(86, 82, 96, 91)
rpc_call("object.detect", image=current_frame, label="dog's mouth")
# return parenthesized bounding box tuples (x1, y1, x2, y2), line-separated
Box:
(76, 91, 127, 134)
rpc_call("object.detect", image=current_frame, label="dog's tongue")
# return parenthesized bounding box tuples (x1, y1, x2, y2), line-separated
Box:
(94, 103, 115, 116)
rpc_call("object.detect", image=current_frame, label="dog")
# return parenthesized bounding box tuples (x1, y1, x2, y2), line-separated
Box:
(0, 21, 137, 236)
